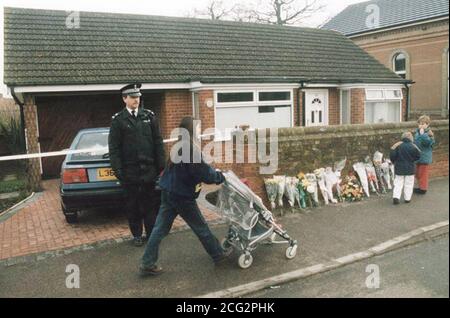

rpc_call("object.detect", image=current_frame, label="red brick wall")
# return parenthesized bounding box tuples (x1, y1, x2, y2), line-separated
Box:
(159, 90, 192, 139)
(351, 88, 365, 124)
(329, 88, 340, 125)
(198, 90, 215, 131)
(23, 95, 41, 190)
(293, 89, 300, 127)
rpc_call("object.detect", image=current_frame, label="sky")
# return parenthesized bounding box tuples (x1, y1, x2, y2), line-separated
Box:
(0, 0, 369, 97)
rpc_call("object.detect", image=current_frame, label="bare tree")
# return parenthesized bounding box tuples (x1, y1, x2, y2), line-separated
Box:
(187, 0, 326, 26)
(247, 0, 326, 26)
(188, 0, 238, 20)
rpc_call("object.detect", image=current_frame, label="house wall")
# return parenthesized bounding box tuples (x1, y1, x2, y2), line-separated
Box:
(351, 19, 449, 118)
(198, 87, 406, 130)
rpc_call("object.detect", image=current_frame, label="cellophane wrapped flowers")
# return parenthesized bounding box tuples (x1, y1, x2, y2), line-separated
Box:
(264, 178, 278, 209)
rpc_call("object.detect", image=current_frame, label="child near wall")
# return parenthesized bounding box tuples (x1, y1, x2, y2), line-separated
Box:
(390, 132, 421, 204)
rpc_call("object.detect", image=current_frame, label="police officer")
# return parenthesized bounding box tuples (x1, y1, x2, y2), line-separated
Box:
(109, 83, 165, 247)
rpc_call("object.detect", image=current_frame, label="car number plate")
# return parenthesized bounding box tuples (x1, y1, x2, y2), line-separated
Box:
(97, 168, 117, 181)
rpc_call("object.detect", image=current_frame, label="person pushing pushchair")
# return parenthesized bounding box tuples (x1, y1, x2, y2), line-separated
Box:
(139, 116, 232, 276)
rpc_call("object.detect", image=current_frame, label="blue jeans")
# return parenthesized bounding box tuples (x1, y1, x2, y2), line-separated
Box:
(141, 191, 224, 267)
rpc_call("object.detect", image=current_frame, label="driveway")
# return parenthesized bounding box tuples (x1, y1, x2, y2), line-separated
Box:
(0, 179, 221, 260)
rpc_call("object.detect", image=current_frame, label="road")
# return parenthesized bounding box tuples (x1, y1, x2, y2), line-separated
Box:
(250, 234, 449, 298)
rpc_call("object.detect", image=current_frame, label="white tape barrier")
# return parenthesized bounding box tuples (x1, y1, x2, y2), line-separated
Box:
(0, 133, 216, 162)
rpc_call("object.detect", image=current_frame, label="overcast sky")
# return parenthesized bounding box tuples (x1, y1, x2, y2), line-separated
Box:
(0, 0, 369, 96)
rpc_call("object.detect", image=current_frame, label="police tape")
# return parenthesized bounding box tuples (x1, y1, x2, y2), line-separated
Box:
(0, 133, 216, 162)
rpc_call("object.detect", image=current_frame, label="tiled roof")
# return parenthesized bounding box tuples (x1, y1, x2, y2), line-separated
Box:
(322, 0, 449, 36)
(4, 7, 407, 86)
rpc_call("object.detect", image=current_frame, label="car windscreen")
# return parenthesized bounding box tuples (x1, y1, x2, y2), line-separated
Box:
(70, 131, 109, 161)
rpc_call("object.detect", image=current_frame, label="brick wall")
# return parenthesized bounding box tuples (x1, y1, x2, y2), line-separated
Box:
(198, 90, 215, 131)
(329, 88, 340, 125)
(23, 95, 41, 191)
(159, 90, 193, 139)
(351, 88, 365, 124)
(222, 120, 449, 205)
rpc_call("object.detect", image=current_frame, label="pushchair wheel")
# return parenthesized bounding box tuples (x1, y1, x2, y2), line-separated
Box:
(238, 253, 253, 269)
(220, 238, 233, 252)
(285, 245, 298, 259)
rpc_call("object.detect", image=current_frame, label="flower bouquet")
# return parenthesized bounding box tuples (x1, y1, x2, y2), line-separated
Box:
(380, 160, 392, 190)
(341, 173, 364, 202)
(314, 168, 336, 205)
(324, 167, 340, 203)
(364, 157, 380, 195)
(296, 173, 309, 209)
(264, 178, 278, 210)
(284, 177, 301, 209)
(373, 151, 387, 193)
(273, 175, 287, 208)
(353, 162, 370, 197)
(305, 173, 319, 207)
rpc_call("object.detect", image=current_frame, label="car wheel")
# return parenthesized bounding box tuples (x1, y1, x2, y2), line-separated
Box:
(65, 213, 78, 224)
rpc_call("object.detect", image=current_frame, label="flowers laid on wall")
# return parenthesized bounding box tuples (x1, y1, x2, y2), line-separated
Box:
(263, 152, 395, 211)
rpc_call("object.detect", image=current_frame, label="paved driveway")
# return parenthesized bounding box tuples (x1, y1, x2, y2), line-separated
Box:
(0, 179, 220, 260)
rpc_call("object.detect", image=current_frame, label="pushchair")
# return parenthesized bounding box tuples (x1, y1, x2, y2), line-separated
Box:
(216, 171, 298, 269)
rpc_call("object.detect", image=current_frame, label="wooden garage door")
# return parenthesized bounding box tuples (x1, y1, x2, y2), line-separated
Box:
(36, 94, 122, 178)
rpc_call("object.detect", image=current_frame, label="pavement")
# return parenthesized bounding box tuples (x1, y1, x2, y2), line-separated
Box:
(0, 177, 448, 298)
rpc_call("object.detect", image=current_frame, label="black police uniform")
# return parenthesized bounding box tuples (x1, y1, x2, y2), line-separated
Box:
(108, 84, 165, 241)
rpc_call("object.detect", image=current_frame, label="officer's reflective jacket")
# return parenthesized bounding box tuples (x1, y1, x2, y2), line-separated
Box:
(108, 107, 165, 184)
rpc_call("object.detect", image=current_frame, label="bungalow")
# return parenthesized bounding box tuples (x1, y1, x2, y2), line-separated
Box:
(3, 7, 410, 184)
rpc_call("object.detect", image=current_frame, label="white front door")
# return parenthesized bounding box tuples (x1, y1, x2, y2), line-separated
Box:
(305, 90, 328, 127)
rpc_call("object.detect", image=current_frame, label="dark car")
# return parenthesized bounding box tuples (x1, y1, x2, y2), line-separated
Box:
(60, 128, 124, 223)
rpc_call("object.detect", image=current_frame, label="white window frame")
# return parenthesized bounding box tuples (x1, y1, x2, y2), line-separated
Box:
(364, 88, 403, 124)
(365, 88, 403, 101)
(215, 90, 255, 108)
(214, 88, 294, 140)
(393, 53, 407, 78)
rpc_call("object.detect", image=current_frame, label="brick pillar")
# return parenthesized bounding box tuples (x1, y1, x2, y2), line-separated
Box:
(23, 94, 42, 191)
(198, 90, 215, 131)
(351, 88, 365, 124)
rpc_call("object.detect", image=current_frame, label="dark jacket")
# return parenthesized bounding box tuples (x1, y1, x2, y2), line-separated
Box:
(389, 138, 421, 176)
(108, 107, 165, 184)
(414, 128, 435, 164)
(159, 144, 224, 200)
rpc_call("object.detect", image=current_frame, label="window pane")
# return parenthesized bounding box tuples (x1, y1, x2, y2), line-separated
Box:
(72, 132, 108, 160)
(384, 89, 402, 100)
(258, 105, 290, 113)
(217, 92, 253, 103)
(366, 90, 384, 100)
(365, 102, 400, 124)
(259, 91, 290, 101)
(341, 90, 350, 124)
(394, 53, 406, 73)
